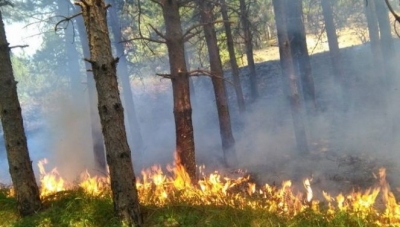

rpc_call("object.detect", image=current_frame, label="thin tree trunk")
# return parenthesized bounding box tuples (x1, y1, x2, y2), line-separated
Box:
(184, 45, 197, 106)
(272, 0, 309, 155)
(239, 0, 259, 102)
(284, 0, 317, 114)
(162, 0, 196, 181)
(365, 0, 386, 76)
(375, 0, 394, 58)
(321, 0, 345, 87)
(321, 0, 347, 110)
(108, 0, 143, 154)
(375, 0, 395, 79)
(74, 5, 106, 171)
(220, 0, 246, 113)
(0, 11, 41, 216)
(199, 0, 238, 167)
(75, 1, 142, 225)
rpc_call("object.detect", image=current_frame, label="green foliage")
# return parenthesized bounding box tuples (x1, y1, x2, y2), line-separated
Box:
(0, 188, 381, 227)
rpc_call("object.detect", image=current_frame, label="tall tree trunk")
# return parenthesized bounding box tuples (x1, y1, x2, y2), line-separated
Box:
(375, 0, 394, 58)
(365, 0, 386, 76)
(75, 1, 142, 225)
(162, 0, 196, 181)
(108, 0, 143, 154)
(375, 0, 395, 78)
(272, 0, 309, 155)
(199, 0, 238, 167)
(74, 5, 107, 171)
(284, 0, 317, 114)
(0, 11, 41, 216)
(321, 0, 344, 87)
(239, 0, 259, 102)
(220, 0, 246, 113)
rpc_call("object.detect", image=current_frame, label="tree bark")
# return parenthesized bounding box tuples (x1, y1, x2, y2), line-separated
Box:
(375, 0, 395, 78)
(108, 0, 143, 154)
(365, 0, 385, 76)
(239, 0, 259, 102)
(321, 0, 345, 87)
(0, 11, 41, 216)
(284, 0, 317, 114)
(74, 5, 106, 171)
(75, 1, 142, 225)
(220, 0, 246, 113)
(184, 45, 197, 106)
(161, 0, 196, 181)
(375, 0, 394, 58)
(199, 0, 238, 167)
(272, 0, 309, 155)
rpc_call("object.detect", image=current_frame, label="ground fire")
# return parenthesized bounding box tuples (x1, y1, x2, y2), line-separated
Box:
(3, 158, 400, 225)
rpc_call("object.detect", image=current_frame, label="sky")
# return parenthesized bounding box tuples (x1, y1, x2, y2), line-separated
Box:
(4, 21, 42, 56)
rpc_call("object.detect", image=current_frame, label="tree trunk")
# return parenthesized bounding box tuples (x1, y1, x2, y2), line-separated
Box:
(375, 0, 394, 57)
(375, 0, 395, 78)
(365, 0, 385, 76)
(184, 45, 197, 106)
(239, 0, 259, 102)
(284, 0, 317, 114)
(220, 0, 246, 113)
(0, 11, 41, 216)
(74, 5, 107, 171)
(108, 0, 143, 154)
(75, 1, 142, 226)
(321, 0, 344, 87)
(272, 0, 309, 155)
(199, 0, 238, 167)
(162, 0, 196, 181)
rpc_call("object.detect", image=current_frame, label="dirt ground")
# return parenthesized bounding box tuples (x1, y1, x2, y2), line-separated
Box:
(216, 27, 400, 202)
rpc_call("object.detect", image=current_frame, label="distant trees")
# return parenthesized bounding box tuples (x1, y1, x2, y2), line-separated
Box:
(220, 0, 245, 113)
(0, 8, 42, 215)
(107, 0, 143, 154)
(239, 0, 259, 102)
(75, 0, 143, 225)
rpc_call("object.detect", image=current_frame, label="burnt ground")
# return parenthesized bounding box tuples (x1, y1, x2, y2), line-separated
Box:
(200, 40, 400, 201)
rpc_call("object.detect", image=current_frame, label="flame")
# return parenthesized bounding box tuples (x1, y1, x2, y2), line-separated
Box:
(38, 159, 65, 197)
(6, 158, 399, 225)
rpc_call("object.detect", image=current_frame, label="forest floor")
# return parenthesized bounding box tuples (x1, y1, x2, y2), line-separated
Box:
(228, 27, 400, 202)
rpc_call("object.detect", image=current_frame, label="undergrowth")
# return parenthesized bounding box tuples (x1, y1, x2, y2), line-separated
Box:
(0, 188, 380, 227)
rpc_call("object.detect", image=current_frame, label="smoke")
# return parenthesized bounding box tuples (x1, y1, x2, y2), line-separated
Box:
(1, 2, 400, 199)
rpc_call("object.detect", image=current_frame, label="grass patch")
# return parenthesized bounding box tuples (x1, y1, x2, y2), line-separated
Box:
(0, 188, 380, 227)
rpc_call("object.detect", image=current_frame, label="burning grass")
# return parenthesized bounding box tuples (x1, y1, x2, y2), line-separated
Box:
(1, 159, 400, 226)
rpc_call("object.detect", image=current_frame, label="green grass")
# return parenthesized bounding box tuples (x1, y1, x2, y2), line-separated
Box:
(0, 188, 383, 227)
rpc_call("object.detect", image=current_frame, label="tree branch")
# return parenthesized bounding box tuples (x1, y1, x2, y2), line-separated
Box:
(182, 20, 231, 41)
(10, 45, 28, 49)
(54, 12, 82, 32)
(148, 23, 167, 40)
(188, 69, 234, 86)
(121, 37, 165, 44)
(156, 73, 172, 79)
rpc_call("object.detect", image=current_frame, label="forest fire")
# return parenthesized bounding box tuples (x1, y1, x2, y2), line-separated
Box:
(20, 159, 400, 224)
